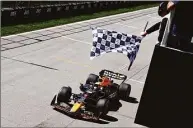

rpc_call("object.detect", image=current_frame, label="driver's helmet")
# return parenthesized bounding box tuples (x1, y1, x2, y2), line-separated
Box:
(99, 76, 111, 87)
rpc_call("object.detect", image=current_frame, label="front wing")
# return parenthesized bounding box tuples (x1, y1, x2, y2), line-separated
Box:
(50, 95, 99, 121)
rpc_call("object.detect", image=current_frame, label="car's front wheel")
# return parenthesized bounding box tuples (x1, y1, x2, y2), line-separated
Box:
(57, 86, 72, 104)
(96, 98, 110, 117)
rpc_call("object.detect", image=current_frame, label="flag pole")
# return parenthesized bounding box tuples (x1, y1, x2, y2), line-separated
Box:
(144, 21, 149, 31)
(128, 62, 133, 71)
(128, 21, 148, 71)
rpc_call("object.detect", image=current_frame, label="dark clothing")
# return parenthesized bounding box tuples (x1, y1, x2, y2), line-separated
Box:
(172, 2, 193, 38)
(146, 18, 168, 43)
(146, 22, 160, 34)
(167, 35, 193, 53)
(167, 1, 193, 53)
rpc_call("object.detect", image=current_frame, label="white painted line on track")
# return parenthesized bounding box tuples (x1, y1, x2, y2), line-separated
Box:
(55, 56, 91, 68)
(62, 36, 145, 85)
(115, 61, 145, 84)
(129, 79, 144, 84)
(115, 23, 138, 29)
(147, 15, 161, 20)
(55, 31, 146, 85)
(116, 64, 129, 71)
(62, 36, 91, 45)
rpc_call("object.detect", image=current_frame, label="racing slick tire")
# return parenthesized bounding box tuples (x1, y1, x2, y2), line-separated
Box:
(57, 86, 72, 104)
(96, 98, 110, 117)
(86, 74, 99, 84)
(119, 83, 131, 100)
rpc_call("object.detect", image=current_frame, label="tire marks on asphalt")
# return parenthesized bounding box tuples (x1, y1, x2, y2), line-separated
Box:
(1, 56, 58, 71)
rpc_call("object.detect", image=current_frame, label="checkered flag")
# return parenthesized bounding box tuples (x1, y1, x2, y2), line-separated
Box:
(90, 27, 143, 70)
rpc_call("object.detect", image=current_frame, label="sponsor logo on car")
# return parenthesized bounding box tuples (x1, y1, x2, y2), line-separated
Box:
(103, 70, 125, 79)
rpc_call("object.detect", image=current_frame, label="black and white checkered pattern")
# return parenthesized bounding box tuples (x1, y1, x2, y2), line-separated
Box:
(90, 27, 143, 69)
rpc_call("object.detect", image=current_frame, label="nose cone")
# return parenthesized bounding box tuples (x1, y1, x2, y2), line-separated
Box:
(70, 103, 82, 112)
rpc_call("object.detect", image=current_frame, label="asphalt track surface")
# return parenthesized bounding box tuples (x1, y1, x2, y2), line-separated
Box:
(1, 7, 161, 127)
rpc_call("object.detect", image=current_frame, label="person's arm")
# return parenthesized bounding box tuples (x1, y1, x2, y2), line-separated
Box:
(146, 22, 161, 34)
(141, 22, 161, 36)
(167, 1, 179, 11)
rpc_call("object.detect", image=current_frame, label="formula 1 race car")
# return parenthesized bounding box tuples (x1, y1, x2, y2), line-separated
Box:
(51, 69, 131, 120)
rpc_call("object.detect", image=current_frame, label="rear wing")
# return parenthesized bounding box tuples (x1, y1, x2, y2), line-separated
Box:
(99, 69, 127, 82)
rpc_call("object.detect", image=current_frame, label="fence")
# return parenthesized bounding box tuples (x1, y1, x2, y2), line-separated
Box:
(1, 1, 157, 26)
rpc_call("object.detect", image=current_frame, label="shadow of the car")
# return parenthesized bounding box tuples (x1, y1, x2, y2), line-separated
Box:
(123, 97, 139, 104)
(53, 108, 110, 124)
(101, 115, 118, 122)
(109, 100, 122, 111)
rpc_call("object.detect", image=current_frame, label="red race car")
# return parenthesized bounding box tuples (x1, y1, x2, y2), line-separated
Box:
(51, 69, 131, 120)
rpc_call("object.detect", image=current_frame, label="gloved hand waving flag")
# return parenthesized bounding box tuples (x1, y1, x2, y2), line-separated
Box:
(90, 27, 143, 70)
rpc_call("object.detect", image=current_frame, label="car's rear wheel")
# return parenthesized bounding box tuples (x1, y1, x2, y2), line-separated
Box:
(96, 98, 109, 117)
(86, 74, 99, 84)
(119, 83, 131, 100)
(57, 86, 72, 104)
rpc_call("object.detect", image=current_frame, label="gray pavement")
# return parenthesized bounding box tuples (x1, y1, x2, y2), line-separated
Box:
(1, 7, 161, 127)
